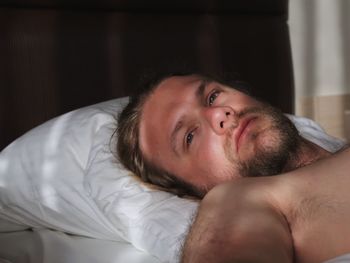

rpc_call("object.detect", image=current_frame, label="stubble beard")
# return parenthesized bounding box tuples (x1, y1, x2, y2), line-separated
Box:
(225, 104, 301, 178)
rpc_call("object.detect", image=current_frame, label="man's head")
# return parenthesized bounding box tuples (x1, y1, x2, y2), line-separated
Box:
(117, 73, 300, 198)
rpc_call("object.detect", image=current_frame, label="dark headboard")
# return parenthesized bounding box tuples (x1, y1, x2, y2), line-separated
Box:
(0, 0, 294, 151)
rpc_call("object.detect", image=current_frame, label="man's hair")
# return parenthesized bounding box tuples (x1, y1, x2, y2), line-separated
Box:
(116, 71, 251, 199)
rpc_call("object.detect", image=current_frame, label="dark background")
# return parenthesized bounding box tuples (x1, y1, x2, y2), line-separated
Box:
(0, 0, 294, 150)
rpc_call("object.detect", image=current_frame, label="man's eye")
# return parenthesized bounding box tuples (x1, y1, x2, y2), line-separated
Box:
(185, 131, 194, 146)
(207, 90, 221, 106)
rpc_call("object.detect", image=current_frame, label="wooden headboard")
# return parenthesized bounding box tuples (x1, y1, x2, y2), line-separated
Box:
(0, 0, 293, 150)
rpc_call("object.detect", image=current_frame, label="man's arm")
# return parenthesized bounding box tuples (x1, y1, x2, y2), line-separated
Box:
(181, 179, 294, 263)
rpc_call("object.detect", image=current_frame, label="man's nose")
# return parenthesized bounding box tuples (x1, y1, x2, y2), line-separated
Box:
(203, 106, 237, 135)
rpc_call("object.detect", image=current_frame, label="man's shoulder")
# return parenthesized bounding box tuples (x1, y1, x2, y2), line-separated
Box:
(183, 178, 294, 263)
(200, 177, 287, 227)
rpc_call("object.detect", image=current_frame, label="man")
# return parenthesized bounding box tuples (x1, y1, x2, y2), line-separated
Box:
(117, 73, 332, 197)
(117, 72, 349, 262)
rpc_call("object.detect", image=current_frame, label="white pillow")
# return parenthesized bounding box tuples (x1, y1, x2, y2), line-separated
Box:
(0, 98, 197, 262)
(0, 98, 346, 262)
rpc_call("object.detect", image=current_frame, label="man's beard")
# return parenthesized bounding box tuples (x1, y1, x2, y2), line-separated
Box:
(225, 104, 300, 177)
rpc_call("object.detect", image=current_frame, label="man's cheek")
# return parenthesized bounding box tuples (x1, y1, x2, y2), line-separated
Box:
(238, 126, 275, 160)
(253, 128, 284, 154)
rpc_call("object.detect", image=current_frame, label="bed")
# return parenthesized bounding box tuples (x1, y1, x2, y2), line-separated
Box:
(2, 1, 346, 263)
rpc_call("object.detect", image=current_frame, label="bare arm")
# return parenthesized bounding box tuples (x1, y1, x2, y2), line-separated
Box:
(181, 179, 294, 263)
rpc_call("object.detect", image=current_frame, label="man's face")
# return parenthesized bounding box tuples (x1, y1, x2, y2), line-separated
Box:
(139, 75, 298, 193)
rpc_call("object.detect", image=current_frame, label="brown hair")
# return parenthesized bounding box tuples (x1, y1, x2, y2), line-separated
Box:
(116, 72, 204, 198)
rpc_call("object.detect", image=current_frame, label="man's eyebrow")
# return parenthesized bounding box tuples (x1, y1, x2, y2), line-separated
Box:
(171, 119, 184, 156)
(195, 79, 207, 102)
(170, 79, 207, 156)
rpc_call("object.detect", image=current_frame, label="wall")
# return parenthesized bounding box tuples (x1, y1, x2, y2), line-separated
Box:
(289, 0, 350, 141)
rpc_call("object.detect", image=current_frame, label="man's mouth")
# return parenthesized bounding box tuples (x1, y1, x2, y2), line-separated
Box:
(235, 117, 257, 151)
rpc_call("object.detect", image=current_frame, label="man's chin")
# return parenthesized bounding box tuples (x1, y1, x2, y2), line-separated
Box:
(239, 131, 295, 177)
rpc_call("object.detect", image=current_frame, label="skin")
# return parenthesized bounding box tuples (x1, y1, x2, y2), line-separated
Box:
(182, 147, 350, 263)
(139, 74, 329, 193)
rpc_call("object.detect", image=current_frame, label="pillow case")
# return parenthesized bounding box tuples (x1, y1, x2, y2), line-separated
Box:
(0, 97, 197, 262)
(0, 98, 346, 262)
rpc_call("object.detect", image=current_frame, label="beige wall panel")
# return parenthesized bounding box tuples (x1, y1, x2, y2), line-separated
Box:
(298, 94, 350, 141)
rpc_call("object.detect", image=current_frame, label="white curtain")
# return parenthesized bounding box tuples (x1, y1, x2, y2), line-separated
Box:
(289, 0, 350, 140)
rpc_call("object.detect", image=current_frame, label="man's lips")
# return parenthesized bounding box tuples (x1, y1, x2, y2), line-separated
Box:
(234, 117, 256, 151)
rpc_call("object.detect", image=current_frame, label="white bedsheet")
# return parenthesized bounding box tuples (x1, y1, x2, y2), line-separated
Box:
(324, 254, 350, 263)
(0, 229, 161, 263)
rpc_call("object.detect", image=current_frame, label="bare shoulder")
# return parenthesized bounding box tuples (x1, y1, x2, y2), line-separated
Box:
(181, 178, 294, 263)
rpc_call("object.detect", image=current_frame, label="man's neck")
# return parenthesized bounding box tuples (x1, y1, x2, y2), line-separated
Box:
(283, 137, 332, 173)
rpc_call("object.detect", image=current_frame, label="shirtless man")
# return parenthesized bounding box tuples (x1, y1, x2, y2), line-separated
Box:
(182, 147, 350, 263)
(117, 73, 348, 262)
